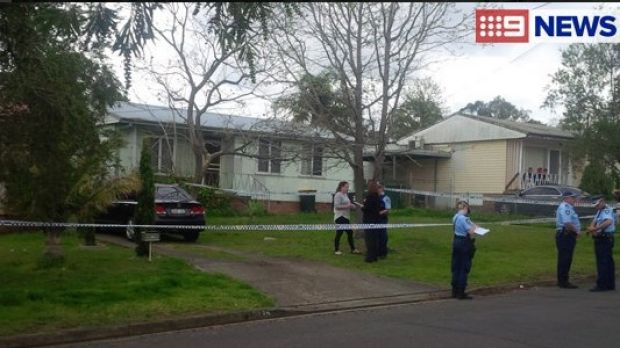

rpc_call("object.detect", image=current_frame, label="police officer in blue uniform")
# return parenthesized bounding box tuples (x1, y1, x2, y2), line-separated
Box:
(555, 191, 581, 289)
(587, 195, 616, 292)
(377, 184, 391, 259)
(451, 200, 478, 300)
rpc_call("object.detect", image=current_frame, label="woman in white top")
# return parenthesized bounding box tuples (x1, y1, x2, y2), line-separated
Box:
(333, 181, 361, 255)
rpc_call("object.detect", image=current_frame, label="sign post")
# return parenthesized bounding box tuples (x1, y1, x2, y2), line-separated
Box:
(141, 231, 161, 261)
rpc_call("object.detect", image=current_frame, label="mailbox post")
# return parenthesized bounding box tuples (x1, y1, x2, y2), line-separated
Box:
(141, 231, 161, 261)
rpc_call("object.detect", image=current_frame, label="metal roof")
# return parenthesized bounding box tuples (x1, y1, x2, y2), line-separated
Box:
(459, 113, 574, 139)
(106, 102, 332, 138)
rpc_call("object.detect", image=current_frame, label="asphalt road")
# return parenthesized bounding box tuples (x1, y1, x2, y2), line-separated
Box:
(63, 285, 619, 348)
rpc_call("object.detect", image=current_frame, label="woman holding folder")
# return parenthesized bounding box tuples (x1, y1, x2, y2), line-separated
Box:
(451, 200, 478, 300)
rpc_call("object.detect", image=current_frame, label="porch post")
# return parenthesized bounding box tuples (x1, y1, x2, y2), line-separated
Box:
(518, 140, 524, 189)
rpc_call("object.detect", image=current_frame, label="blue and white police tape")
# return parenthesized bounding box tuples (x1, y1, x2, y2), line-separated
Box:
(182, 183, 600, 207)
(0, 220, 451, 231)
(0, 215, 597, 232)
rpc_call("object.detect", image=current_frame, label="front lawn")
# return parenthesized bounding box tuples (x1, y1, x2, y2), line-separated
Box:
(0, 232, 273, 337)
(203, 209, 612, 287)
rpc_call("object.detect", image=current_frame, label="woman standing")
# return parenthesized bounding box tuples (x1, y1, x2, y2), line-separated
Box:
(451, 200, 478, 300)
(333, 181, 361, 255)
(362, 181, 382, 263)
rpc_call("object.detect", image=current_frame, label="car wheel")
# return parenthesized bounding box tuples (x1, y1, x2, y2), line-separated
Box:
(183, 230, 199, 242)
(125, 218, 136, 241)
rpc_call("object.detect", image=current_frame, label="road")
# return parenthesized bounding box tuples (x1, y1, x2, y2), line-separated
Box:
(63, 285, 619, 348)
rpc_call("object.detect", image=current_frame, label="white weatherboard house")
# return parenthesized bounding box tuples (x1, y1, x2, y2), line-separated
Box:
(379, 113, 582, 196)
(103, 102, 353, 213)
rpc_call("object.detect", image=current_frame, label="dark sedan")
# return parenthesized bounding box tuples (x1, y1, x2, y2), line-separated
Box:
(95, 184, 205, 242)
(495, 185, 596, 217)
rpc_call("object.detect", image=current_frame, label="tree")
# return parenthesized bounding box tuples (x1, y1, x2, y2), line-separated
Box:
(140, 3, 270, 183)
(272, 3, 469, 194)
(459, 96, 539, 123)
(0, 4, 125, 262)
(134, 138, 155, 257)
(83, 2, 300, 88)
(390, 78, 445, 140)
(544, 44, 620, 188)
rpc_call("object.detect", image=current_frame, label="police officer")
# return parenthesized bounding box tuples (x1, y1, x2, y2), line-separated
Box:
(451, 200, 478, 300)
(586, 195, 616, 292)
(377, 184, 391, 259)
(555, 191, 581, 289)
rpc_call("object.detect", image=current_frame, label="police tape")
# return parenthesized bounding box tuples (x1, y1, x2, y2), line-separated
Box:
(0, 215, 597, 232)
(183, 183, 600, 207)
(0, 220, 450, 231)
(383, 187, 598, 207)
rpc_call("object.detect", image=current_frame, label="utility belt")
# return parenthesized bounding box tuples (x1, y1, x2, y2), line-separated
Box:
(454, 235, 472, 241)
(556, 227, 577, 237)
(593, 232, 615, 240)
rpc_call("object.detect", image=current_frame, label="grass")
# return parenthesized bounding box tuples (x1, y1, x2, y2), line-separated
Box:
(202, 209, 616, 287)
(0, 232, 273, 337)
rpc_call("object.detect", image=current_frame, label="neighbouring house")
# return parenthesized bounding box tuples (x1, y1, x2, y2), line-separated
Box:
(373, 113, 582, 204)
(103, 102, 354, 213)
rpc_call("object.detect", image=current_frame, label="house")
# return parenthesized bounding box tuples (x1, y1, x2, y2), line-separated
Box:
(103, 102, 354, 213)
(377, 113, 582, 198)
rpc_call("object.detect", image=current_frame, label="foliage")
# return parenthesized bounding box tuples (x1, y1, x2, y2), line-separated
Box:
(390, 78, 446, 140)
(134, 139, 155, 256)
(196, 187, 235, 217)
(248, 200, 268, 217)
(460, 96, 540, 123)
(544, 44, 620, 181)
(0, 232, 273, 336)
(0, 4, 125, 261)
(579, 162, 615, 199)
(82, 2, 300, 87)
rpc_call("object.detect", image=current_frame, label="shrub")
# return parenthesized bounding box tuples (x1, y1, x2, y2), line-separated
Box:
(196, 187, 235, 217)
(248, 200, 268, 217)
(580, 161, 614, 199)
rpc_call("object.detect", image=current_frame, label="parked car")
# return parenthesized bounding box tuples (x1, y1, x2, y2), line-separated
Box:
(495, 185, 595, 217)
(95, 184, 205, 242)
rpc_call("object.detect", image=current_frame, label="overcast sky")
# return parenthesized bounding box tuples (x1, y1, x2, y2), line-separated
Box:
(110, 2, 612, 126)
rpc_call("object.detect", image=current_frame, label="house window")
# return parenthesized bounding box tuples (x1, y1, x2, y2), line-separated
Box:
(257, 139, 281, 174)
(149, 137, 174, 174)
(301, 144, 323, 176)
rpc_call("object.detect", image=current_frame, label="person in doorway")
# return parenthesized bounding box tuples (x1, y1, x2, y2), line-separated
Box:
(451, 200, 478, 300)
(586, 195, 615, 292)
(333, 181, 361, 255)
(555, 191, 582, 289)
(362, 180, 382, 263)
(377, 184, 392, 259)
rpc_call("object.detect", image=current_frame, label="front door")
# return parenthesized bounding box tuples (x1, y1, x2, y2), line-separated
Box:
(549, 150, 560, 184)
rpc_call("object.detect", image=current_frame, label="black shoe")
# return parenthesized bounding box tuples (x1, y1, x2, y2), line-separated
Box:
(589, 286, 611, 292)
(457, 292, 473, 300)
(451, 287, 457, 298)
(558, 282, 578, 289)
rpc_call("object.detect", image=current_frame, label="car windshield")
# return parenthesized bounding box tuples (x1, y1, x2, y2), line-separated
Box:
(156, 186, 191, 200)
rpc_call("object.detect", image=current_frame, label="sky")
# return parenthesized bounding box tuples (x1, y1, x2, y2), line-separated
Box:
(108, 2, 614, 126)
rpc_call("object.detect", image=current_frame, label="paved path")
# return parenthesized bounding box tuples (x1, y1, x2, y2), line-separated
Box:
(62, 285, 620, 348)
(97, 235, 439, 311)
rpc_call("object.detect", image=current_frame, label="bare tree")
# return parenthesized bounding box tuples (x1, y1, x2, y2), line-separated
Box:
(271, 3, 469, 194)
(140, 3, 270, 183)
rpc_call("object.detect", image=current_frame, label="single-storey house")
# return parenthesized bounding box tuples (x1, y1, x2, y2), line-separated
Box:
(377, 113, 582, 198)
(103, 102, 354, 213)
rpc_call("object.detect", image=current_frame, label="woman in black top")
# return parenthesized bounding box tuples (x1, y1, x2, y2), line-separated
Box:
(362, 181, 382, 263)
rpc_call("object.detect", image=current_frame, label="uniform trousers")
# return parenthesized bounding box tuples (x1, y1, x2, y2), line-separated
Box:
(556, 229, 576, 285)
(451, 236, 475, 289)
(594, 234, 615, 290)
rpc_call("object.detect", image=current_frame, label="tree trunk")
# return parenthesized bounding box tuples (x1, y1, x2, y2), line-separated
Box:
(193, 150, 203, 184)
(43, 227, 65, 265)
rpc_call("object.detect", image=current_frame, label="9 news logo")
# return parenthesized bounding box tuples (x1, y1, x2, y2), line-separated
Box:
(476, 9, 529, 43)
(476, 8, 620, 44)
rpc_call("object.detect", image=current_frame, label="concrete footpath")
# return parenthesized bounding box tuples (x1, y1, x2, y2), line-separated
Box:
(0, 234, 547, 348)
